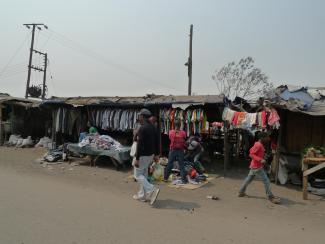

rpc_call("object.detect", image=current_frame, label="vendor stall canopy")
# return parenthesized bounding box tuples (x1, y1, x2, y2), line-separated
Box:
(40, 94, 225, 108)
(0, 92, 40, 108)
(268, 85, 325, 116)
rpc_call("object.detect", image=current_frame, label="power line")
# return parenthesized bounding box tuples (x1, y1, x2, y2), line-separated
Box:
(0, 32, 30, 78)
(0, 70, 26, 80)
(1, 62, 26, 73)
(41, 31, 53, 49)
(41, 28, 175, 90)
(47, 59, 57, 96)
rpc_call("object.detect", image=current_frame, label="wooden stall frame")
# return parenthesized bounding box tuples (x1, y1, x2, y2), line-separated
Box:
(302, 157, 325, 200)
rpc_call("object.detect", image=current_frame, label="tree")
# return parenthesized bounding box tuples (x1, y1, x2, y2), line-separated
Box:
(212, 57, 273, 99)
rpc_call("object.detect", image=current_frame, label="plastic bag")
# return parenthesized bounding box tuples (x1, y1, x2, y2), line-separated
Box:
(16, 138, 23, 147)
(152, 163, 164, 182)
(8, 135, 21, 146)
(21, 136, 33, 147)
(130, 142, 137, 157)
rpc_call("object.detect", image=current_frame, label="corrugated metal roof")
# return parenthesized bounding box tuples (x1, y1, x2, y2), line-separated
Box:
(270, 85, 325, 116)
(0, 93, 40, 108)
(42, 94, 225, 107)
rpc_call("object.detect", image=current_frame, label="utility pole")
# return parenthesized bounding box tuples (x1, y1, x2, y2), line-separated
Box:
(23, 23, 48, 99)
(42, 53, 48, 99)
(185, 25, 193, 96)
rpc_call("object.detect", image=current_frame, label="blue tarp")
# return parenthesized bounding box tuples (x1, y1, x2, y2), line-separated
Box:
(280, 88, 314, 110)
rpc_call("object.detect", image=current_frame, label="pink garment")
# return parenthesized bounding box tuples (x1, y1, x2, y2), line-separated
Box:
(268, 109, 280, 126)
(261, 111, 267, 128)
(232, 112, 240, 125)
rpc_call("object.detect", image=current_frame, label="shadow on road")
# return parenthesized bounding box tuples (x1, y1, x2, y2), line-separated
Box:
(154, 199, 200, 211)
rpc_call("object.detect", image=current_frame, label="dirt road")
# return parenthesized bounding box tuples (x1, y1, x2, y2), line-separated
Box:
(0, 147, 324, 244)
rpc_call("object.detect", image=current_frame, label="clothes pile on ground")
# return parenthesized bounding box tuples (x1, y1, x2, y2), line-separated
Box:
(43, 148, 64, 162)
(222, 107, 280, 130)
(78, 134, 122, 151)
(308, 179, 325, 197)
(160, 108, 209, 136)
(6, 135, 34, 148)
(35, 137, 53, 149)
(88, 109, 140, 132)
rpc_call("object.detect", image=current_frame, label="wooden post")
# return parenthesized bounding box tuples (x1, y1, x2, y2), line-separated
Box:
(188, 25, 193, 96)
(224, 122, 230, 177)
(274, 127, 282, 184)
(51, 110, 56, 149)
(236, 129, 240, 158)
(302, 160, 308, 200)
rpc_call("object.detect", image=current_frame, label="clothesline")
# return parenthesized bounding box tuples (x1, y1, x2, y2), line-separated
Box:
(222, 107, 280, 130)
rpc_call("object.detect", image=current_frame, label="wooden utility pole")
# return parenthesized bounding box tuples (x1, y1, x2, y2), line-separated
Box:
(25, 24, 36, 99)
(185, 25, 193, 96)
(23, 23, 48, 99)
(42, 53, 48, 99)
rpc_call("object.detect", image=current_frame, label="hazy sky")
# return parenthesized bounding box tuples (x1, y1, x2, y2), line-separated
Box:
(1, 0, 324, 98)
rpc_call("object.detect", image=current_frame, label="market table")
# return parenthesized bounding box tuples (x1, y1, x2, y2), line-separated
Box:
(67, 143, 131, 169)
(302, 157, 325, 200)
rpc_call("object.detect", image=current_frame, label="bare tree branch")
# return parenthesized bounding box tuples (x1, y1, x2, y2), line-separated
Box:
(212, 57, 273, 99)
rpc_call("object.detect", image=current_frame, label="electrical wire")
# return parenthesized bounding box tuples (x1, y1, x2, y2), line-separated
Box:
(0, 70, 26, 80)
(41, 29, 175, 90)
(41, 31, 53, 49)
(1, 62, 26, 73)
(0, 31, 30, 78)
(47, 59, 57, 96)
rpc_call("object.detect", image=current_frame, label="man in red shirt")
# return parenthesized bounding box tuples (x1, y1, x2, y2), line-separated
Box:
(164, 120, 188, 184)
(238, 132, 280, 204)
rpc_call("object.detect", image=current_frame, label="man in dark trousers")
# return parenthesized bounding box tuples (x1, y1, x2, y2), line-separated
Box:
(164, 119, 188, 184)
(133, 108, 160, 205)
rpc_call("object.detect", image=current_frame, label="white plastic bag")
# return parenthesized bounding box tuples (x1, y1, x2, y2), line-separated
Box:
(8, 135, 21, 146)
(35, 137, 52, 148)
(22, 136, 33, 147)
(130, 142, 137, 157)
(16, 138, 23, 147)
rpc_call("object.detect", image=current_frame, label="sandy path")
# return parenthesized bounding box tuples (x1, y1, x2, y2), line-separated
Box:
(0, 147, 324, 244)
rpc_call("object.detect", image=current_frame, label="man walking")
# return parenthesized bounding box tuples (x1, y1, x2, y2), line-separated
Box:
(133, 109, 160, 205)
(238, 132, 280, 204)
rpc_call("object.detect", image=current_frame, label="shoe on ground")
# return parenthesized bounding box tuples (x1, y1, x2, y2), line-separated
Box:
(269, 196, 281, 204)
(238, 192, 247, 197)
(133, 194, 147, 202)
(149, 188, 160, 205)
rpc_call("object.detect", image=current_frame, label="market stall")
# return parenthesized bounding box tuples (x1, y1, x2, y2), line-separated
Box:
(221, 105, 281, 176)
(40, 95, 226, 169)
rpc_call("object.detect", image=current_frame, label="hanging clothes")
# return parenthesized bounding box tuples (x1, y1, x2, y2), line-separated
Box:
(268, 109, 280, 129)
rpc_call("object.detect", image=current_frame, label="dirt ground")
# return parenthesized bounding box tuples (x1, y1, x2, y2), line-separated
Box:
(0, 147, 324, 244)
